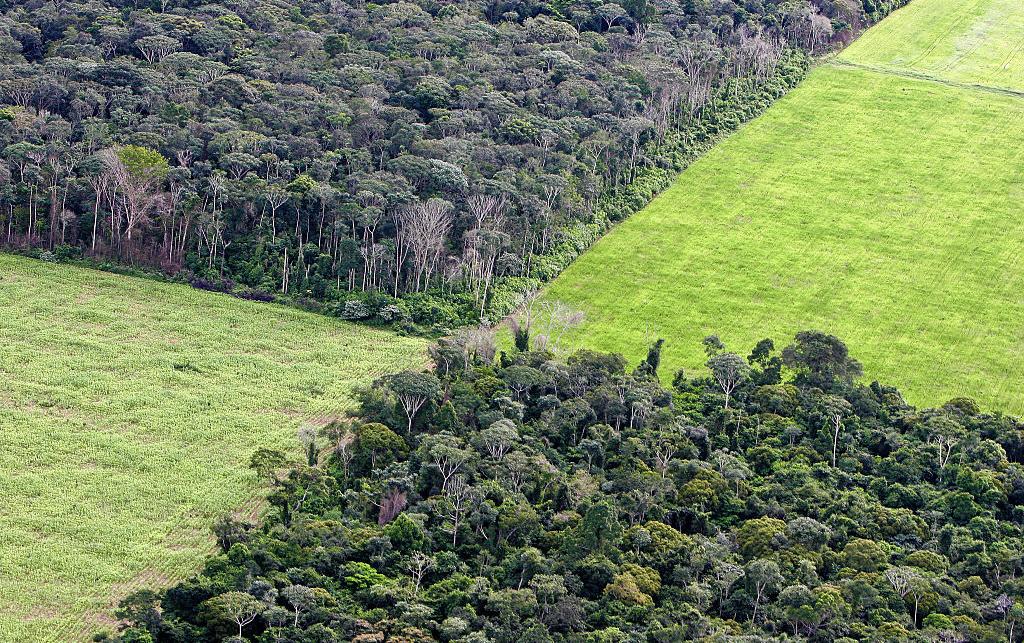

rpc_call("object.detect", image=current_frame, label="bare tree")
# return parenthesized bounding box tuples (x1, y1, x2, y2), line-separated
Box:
(533, 300, 584, 353)
(262, 186, 289, 242)
(406, 553, 435, 596)
(886, 567, 925, 628)
(100, 148, 166, 249)
(438, 474, 473, 547)
(649, 435, 677, 479)
(713, 561, 745, 616)
(377, 487, 407, 525)
(400, 199, 453, 292)
(509, 288, 542, 350)
(463, 194, 508, 315)
(927, 416, 963, 474)
(455, 325, 497, 369)
(87, 169, 111, 252)
(818, 395, 853, 467)
(327, 422, 356, 479)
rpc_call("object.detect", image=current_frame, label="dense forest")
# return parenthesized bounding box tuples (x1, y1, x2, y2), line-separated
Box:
(0, 0, 906, 331)
(100, 329, 1024, 642)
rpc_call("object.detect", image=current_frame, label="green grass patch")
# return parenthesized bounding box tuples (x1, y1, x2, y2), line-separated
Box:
(540, 63, 1024, 413)
(0, 254, 425, 640)
(840, 0, 1024, 91)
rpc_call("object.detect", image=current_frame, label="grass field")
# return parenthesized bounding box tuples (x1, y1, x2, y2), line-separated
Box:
(841, 0, 1024, 92)
(540, 0, 1024, 413)
(0, 254, 425, 641)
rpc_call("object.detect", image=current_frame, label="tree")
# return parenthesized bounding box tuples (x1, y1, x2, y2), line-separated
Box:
(477, 419, 519, 461)
(327, 421, 356, 479)
(355, 422, 407, 471)
(249, 448, 287, 483)
(263, 186, 289, 241)
(406, 552, 435, 595)
(533, 301, 585, 353)
(841, 538, 886, 573)
(748, 338, 782, 385)
(298, 423, 318, 466)
(437, 474, 474, 547)
(782, 331, 862, 391)
(597, 3, 628, 30)
(604, 572, 653, 606)
(711, 560, 744, 616)
(817, 394, 853, 467)
(114, 590, 162, 636)
(399, 198, 453, 292)
(280, 585, 318, 628)
(643, 338, 665, 378)
(576, 501, 623, 554)
(926, 415, 964, 474)
(388, 371, 442, 433)
(703, 335, 725, 358)
(503, 365, 546, 400)
(745, 558, 782, 624)
(420, 432, 474, 492)
(108, 146, 168, 243)
(737, 517, 786, 559)
(779, 584, 816, 636)
(707, 352, 750, 409)
(201, 591, 262, 639)
(135, 35, 180, 63)
(885, 566, 925, 628)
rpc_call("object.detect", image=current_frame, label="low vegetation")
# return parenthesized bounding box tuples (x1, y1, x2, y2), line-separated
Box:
(538, 8, 1024, 412)
(0, 253, 424, 640)
(100, 330, 1024, 642)
(839, 0, 1024, 92)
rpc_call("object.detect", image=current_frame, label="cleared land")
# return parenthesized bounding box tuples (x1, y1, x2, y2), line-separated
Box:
(840, 0, 1024, 92)
(540, 1, 1024, 413)
(0, 254, 424, 641)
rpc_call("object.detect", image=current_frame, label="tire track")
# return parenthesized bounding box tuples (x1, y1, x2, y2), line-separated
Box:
(908, 0, 981, 67)
(831, 58, 1024, 100)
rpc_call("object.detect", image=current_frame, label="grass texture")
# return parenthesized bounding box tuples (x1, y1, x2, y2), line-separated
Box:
(541, 22, 1024, 412)
(0, 254, 425, 640)
(840, 0, 1024, 92)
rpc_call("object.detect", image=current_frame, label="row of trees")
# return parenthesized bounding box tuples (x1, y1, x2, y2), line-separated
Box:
(0, 0, 906, 330)
(101, 328, 1024, 641)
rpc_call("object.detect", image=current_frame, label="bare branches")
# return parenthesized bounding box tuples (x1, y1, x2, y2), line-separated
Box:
(399, 198, 454, 293)
(531, 300, 584, 353)
(406, 553, 434, 596)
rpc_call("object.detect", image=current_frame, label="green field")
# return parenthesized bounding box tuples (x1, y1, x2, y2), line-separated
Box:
(841, 0, 1024, 92)
(0, 254, 424, 640)
(540, 0, 1024, 413)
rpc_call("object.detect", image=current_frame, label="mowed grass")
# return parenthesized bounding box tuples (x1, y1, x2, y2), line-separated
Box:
(0, 254, 424, 641)
(541, 63, 1024, 413)
(840, 0, 1024, 91)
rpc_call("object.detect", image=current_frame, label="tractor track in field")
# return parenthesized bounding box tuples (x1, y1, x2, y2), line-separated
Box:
(831, 58, 1024, 100)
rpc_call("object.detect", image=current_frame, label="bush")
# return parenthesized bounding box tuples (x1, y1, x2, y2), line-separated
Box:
(235, 288, 276, 303)
(339, 299, 371, 320)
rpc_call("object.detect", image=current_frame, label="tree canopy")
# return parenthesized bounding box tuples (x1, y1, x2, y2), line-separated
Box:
(101, 329, 1024, 642)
